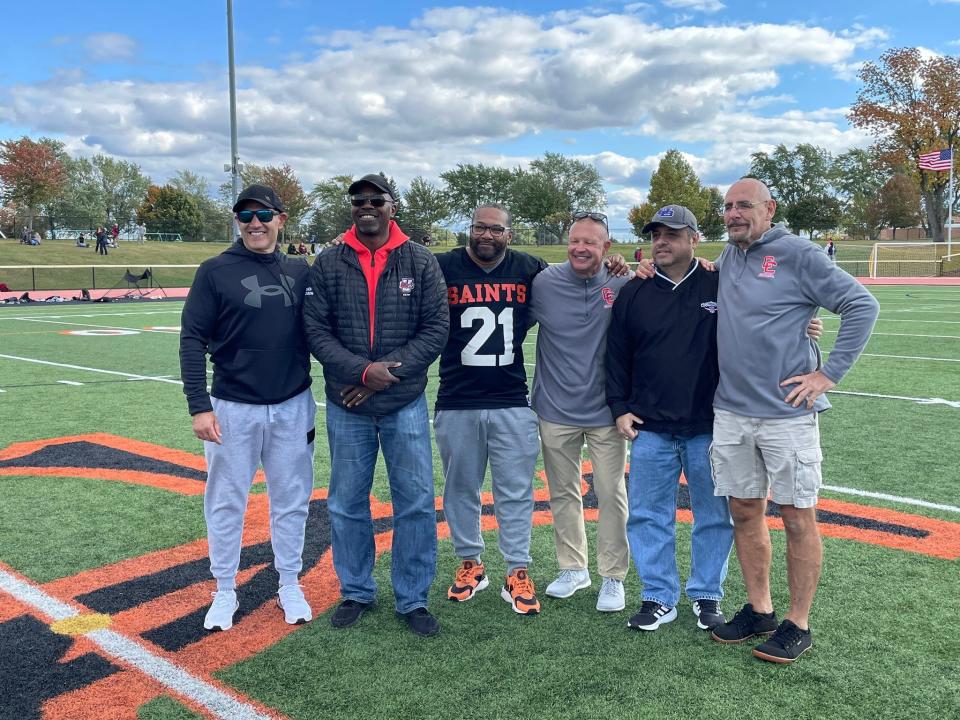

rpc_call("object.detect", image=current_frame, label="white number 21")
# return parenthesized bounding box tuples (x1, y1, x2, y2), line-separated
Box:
(460, 307, 515, 367)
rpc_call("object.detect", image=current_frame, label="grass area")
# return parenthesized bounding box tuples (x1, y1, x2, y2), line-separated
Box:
(0, 286, 958, 719)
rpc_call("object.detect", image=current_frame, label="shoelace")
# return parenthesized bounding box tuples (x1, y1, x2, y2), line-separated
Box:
(696, 600, 719, 614)
(510, 572, 535, 596)
(555, 569, 583, 585)
(771, 623, 804, 648)
(210, 591, 236, 608)
(600, 579, 621, 596)
(639, 600, 665, 615)
(455, 562, 481, 584)
(729, 606, 756, 630)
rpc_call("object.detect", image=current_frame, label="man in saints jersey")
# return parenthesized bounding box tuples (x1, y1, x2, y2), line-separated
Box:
(435, 203, 547, 615)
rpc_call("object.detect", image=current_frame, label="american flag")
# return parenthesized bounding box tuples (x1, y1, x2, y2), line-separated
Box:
(919, 149, 952, 172)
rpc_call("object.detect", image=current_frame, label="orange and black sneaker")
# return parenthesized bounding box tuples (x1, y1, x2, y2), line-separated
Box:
(447, 559, 490, 602)
(501, 568, 541, 615)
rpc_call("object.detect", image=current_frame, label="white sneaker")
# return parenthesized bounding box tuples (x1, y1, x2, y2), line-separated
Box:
(596, 577, 625, 612)
(203, 589, 238, 631)
(277, 584, 313, 625)
(545, 569, 591, 598)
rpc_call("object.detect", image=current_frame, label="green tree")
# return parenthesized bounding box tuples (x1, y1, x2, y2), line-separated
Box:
(0, 136, 68, 233)
(749, 144, 834, 227)
(90, 155, 151, 230)
(398, 176, 449, 242)
(849, 47, 960, 242)
(137, 185, 204, 241)
(784, 194, 843, 240)
(306, 175, 354, 242)
(171, 170, 231, 242)
(439, 163, 515, 220)
(878, 174, 921, 239)
(509, 169, 569, 244)
(628, 150, 716, 240)
(831, 148, 890, 240)
(525, 152, 606, 240)
(241, 163, 309, 239)
(699, 186, 726, 242)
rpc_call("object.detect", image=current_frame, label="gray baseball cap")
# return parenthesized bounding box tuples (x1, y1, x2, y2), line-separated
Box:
(642, 204, 699, 234)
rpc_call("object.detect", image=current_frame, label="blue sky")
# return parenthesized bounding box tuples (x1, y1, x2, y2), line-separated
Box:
(2, 1, 958, 233)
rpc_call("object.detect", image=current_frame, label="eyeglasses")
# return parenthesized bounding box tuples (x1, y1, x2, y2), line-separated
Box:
(351, 194, 391, 208)
(470, 223, 509, 238)
(722, 200, 765, 213)
(573, 210, 608, 228)
(236, 209, 278, 223)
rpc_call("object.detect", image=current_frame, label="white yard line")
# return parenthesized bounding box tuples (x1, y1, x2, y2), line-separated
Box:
(820, 485, 960, 513)
(0, 354, 183, 385)
(0, 310, 181, 321)
(13, 317, 180, 334)
(822, 330, 960, 340)
(0, 567, 275, 720)
(829, 389, 960, 408)
(857, 352, 960, 363)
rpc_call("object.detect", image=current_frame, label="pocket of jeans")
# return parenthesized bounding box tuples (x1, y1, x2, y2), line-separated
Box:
(794, 447, 823, 499)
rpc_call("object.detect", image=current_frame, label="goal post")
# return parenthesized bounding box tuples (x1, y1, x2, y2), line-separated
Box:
(868, 242, 948, 278)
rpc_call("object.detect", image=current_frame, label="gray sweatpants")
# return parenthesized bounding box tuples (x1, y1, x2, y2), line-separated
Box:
(204, 388, 317, 590)
(436, 407, 540, 570)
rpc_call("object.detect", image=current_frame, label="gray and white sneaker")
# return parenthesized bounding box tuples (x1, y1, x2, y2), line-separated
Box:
(277, 584, 313, 625)
(627, 601, 677, 631)
(596, 577, 625, 612)
(545, 569, 591, 598)
(203, 589, 239, 631)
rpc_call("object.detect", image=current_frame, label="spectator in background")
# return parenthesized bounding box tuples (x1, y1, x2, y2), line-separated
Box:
(29, 231, 42, 245)
(297, 241, 308, 255)
(20, 226, 30, 244)
(95, 226, 108, 255)
(634, 246, 644, 262)
(826, 240, 836, 263)
(76, 232, 88, 248)
(137, 222, 147, 243)
(111, 223, 120, 246)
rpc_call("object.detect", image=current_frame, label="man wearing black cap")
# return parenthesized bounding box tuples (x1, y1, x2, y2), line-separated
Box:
(605, 204, 735, 633)
(180, 184, 317, 632)
(303, 173, 449, 637)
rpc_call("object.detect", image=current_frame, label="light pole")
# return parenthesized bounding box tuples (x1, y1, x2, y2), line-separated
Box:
(226, 0, 241, 217)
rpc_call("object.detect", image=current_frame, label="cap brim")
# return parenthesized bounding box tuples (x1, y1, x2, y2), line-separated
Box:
(642, 221, 691, 234)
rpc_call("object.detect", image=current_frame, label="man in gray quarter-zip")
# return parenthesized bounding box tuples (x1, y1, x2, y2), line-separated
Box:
(530, 211, 632, 614)
(709, 178, 879, 664)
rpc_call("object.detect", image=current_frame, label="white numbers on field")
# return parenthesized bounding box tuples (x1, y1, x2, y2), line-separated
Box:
(460, 307, 515, 367)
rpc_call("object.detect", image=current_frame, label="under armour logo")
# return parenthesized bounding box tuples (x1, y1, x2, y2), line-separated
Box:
(241, 274, 295, 308)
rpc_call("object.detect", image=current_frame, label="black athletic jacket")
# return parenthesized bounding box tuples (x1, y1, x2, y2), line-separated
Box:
(179, 242, 312, 415)
(605, 263, 719, 437)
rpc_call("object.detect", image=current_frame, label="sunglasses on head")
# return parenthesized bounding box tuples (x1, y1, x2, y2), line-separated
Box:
(236, 209, 278, 223)
(573, 210, 608, 227)
(351, 194, 391, 208)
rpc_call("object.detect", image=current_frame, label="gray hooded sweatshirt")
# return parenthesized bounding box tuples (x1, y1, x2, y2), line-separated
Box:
(715, 224, 879, 418)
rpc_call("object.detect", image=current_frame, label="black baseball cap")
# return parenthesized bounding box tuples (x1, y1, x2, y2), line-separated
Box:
(232, 184, 284, 213)
(348, 173, 395, 199)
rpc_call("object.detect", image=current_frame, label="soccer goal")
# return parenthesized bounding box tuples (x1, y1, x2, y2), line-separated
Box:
(868, 242, 950, 278)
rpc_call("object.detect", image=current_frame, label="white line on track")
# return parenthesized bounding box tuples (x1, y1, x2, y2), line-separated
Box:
(0, 354, 183, 385)
(0, 567, 276, 720)
(14, 317, 180, 334)
(0, 310, 181, 321)
(823, 330, 960, 340)
(820, 485, 960, 513)
(829, 390, 960, 407)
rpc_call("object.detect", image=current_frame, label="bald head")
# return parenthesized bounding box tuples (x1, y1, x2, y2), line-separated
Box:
(724, 177, 777, 248)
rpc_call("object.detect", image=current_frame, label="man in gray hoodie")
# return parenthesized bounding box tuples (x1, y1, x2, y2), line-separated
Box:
(709, 178, 879, 663)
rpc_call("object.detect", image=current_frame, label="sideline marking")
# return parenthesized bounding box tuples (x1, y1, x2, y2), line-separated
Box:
(830, 390, 960, 408)
(18, 318, 180, 335)
(0, 566, 277, 720)
(56, 380, 84, 386)
(821, 485, 960, 514)
(0, 309, 181, 321)
(858, 352, 960, 363)
(822, 330, 960, 340)
(0, 354, 183, 386)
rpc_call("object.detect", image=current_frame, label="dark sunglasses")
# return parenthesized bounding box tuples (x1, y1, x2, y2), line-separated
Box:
(236, 209, 278, 223)
(351, 194, 391, 208)
(573, 210, 608, 227)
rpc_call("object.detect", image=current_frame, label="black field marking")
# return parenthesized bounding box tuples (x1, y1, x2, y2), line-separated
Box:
(0, 615, 119, 720)
(0, 441, 207, 481)
(765, 502, 928, 538)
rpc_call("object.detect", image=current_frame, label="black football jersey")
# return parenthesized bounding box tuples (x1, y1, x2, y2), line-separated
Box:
(435, 248, 547, 409)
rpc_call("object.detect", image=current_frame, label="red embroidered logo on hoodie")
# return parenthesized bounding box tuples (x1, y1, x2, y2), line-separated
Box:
(758, 255, 778, 278)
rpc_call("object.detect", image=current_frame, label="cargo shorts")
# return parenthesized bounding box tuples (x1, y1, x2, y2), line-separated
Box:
(710, 408, 823, 509)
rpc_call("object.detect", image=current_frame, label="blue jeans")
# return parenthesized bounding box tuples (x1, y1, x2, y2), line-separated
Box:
(326, 394, 437, 613)
(627, 431, 733, 608)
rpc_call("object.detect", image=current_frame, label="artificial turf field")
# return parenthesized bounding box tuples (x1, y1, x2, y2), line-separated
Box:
(1, 285, 958, 720)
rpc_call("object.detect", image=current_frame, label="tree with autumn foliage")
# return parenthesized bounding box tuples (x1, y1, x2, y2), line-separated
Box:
(0, 137, 68, 233)
(849, 47, 960, 243)
(240, 163, 309, 238)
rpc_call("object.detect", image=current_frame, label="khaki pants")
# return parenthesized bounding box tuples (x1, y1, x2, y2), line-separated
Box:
(538, 419, 629, 580)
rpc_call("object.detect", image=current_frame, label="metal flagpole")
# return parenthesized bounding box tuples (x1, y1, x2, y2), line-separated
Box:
(949, 146, 954, 257)
(227, 0, 241, 238)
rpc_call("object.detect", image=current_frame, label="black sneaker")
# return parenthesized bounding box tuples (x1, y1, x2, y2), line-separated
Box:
(397, 607, 440, 637)
(330, 599, 372, 629)
(711, 603, 777, 644)
(753, 620, 812, 663)
(627, 601, 677, 631)
(692, 599, 725, 630)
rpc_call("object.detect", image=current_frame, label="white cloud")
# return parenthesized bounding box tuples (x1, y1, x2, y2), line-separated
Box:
(662, 0, 725, 12)
(82, 33, 138, 63)
(0, 7, 879, 215)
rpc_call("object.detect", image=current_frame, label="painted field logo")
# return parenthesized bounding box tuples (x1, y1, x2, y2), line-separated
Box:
(1, 434, 958, 719)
